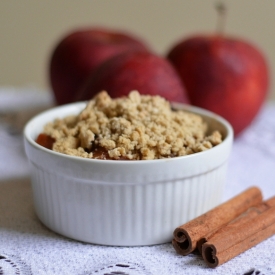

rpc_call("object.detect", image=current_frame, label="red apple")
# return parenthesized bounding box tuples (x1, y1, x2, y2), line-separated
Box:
(76, 51, 189, 104)
(49, 27, 150, 105)
(167, 34, 269, 136)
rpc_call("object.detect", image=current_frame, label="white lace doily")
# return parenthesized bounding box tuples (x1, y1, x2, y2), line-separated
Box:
(0, 87, 275, 275)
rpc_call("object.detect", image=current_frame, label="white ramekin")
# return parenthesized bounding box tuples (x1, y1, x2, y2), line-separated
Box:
(24, 101, 233, 246)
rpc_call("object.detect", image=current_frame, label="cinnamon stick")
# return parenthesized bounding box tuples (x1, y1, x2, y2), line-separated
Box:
(201, 196, 275, 267)
(197, 196, 275, 254)
(173, 187, 262, 255)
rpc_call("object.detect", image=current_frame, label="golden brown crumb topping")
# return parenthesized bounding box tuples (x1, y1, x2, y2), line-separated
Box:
(42, 91, 222, 160)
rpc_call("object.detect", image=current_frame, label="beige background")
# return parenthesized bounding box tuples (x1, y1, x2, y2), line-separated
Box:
(1, 0, 274, 100)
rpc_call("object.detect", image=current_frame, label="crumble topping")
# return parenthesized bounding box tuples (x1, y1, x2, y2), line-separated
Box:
(41, 91, 222, 160)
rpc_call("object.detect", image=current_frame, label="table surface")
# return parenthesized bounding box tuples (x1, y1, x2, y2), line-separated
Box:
(1, 87, 275, 275)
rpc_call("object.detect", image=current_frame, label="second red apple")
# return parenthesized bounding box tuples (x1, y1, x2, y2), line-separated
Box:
(76, 51, 189, 104)
(167, 35, 269, 136)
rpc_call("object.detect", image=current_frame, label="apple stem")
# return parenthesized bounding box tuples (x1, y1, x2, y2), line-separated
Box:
(215, 1, 227, 35)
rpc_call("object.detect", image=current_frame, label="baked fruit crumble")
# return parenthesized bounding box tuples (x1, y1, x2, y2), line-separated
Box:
(36, 91, 222, 160)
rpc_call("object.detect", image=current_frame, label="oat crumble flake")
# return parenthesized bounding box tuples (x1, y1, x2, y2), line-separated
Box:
(42, 91, 223, 160)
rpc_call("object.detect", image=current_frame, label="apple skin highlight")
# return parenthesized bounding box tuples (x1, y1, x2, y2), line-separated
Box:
(167, 35, 269, 136)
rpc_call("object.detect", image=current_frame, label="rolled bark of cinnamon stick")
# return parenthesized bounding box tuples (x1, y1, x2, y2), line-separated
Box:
(173, 187, 262, 255)
(197, 196, 275, 254)
(202, 198, 275, 267)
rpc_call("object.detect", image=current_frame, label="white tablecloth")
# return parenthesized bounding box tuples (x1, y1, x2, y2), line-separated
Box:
(1, 87, 275, 275)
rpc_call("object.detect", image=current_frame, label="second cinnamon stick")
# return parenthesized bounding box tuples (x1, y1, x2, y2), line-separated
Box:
(201, 197, 275, 267)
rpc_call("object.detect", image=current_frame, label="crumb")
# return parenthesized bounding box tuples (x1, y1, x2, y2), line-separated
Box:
(42, 91, 223, 160)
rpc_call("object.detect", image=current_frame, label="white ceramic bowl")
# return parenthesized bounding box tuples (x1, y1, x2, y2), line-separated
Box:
(24, 101, 233, 246)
